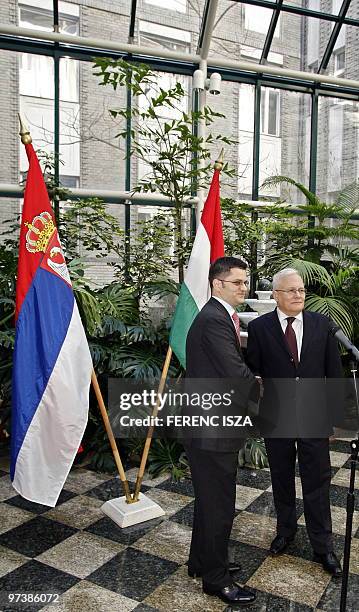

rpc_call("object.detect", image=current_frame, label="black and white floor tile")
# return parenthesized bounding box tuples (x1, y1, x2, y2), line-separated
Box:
(0, 440, 358, 611)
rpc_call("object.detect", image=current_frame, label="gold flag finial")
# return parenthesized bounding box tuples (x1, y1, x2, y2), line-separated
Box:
(18, 114, 32, 145)
(214, 148, 224, 171)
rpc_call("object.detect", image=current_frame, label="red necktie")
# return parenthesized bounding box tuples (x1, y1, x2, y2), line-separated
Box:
(232, 312, 241, 346)
(285, 316, 299, 367)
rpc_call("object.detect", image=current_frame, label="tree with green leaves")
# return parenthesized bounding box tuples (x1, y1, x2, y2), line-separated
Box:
(94, 58, 235, 282)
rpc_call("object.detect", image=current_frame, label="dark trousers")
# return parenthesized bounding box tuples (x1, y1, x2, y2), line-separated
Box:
(265, 437, 333, 554)
(186, 445, 238, 589)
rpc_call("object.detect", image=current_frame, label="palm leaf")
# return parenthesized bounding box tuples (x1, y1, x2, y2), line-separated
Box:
(336, 181, 359, 213)
(287, 259, 332, 288)
(261, 175, 320, 207)
(266, 257, 332, 288)
(305, 294, 354, 338)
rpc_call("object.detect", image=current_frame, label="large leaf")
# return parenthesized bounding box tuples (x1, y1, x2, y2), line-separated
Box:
(0, 330, 15, 349)
(148, 439, 188, 480)
(265, 257, 332, 288)
(261, 175, 320, 208)
(305, 294, 354, 338)
(108, 346, 169, 380)
(98, 284, 139, 323)
(143, 278, 179, 300)
(336, 181, 359, 213)
(287, 259, 332, 288)
(74, 289, 102, 336)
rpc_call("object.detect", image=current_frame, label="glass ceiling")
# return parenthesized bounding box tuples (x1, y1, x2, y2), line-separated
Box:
(1, 1, 357, 86)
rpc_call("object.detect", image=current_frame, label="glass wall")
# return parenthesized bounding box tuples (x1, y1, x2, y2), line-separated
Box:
(1, 0, 359, 276)
(317, 96, 359, 203)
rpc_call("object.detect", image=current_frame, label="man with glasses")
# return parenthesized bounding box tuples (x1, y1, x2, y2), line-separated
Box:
(185, 256, 259, 606)
(247, 268, 342, 576)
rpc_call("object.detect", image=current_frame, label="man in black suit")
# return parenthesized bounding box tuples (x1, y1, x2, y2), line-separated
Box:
(185, 256, 259, 606)
(247, 268, 342, 576)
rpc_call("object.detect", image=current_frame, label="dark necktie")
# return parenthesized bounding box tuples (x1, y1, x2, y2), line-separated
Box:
(285, 316, 299, 367)
(232, 312, 241, 346)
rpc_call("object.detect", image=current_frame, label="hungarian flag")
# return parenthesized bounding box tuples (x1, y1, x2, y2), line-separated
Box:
(11, 144, 92, 506)
(170, 168, 224, 367)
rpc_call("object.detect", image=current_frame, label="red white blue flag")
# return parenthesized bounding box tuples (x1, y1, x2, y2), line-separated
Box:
(11, 144, 92, 506)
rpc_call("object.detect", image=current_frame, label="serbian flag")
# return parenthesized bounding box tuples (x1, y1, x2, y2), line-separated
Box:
(10, 144, 92, 506)
(169, 167, 224, 368)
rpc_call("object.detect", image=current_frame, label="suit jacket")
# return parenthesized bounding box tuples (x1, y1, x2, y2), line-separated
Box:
(246, 309, 343, 437)
(184, 297, 259, 451)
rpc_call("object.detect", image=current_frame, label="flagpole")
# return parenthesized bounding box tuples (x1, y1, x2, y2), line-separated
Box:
(18, 115, 133, 505)
(91, 370, 133, 503)
(132, 346, 173, 501)
(132, 149, 225, 502)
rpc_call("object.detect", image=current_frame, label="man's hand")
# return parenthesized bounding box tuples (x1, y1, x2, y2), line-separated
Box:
(255, 376, 264, 398)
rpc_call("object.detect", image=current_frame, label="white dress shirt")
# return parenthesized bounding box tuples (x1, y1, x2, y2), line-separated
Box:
(277, 308, 303, 359)
(213, 296, 237, 331)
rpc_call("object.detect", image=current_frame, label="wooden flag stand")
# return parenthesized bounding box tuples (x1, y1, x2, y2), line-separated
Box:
(91, 370, 132, 504)
(132, 346, 173, 501)
(18, 114, 165, 527)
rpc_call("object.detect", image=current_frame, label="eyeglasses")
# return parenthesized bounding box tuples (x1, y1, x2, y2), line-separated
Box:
(275, 288, 306, 296)
(216, 278, 249, 288)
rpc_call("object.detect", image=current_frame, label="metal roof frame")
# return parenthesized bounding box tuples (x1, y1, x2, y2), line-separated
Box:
(234, 0, 359, 26)
(2, 23, 359, 97)
(319, 0, 351, 73)
(260, 0, 283, 63)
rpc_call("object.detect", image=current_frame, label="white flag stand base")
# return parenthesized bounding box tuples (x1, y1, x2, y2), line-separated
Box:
(101, 493, 165, 528)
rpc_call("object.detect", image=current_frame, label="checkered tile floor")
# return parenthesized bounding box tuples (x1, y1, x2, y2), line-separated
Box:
(0, 440, 358, 611)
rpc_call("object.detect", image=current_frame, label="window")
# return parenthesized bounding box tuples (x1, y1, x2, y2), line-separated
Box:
(261, 89, 280, 137)
(144, 0, 186, 13)
(334, 48, 345, 76)
(244, 6, 279, 36)
(139, 21, 190, 54)
(138, 22, 190, 181)
(60, 175, 79, 189)
(306, 0, 320, 68)
(19, 2, 79, 102)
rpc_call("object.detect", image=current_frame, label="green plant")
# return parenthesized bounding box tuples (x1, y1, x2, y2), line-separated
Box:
(147, 439, 189, 480)
(262, 175, 359, 264)
(94, 57, 235, 282)
(238, 438, 269, 469)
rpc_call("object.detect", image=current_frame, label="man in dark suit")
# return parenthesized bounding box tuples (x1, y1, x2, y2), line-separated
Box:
(247, 268, 342, 576)
(185, 256, 259, 606)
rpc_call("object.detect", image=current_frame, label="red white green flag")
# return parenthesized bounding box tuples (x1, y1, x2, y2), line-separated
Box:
(169, 168, 224, 368)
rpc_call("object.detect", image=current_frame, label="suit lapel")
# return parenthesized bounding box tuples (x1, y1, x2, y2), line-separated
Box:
(299, 310, 314, 363)
(208, 298, 241, 350)
(266, 309, 293, 360)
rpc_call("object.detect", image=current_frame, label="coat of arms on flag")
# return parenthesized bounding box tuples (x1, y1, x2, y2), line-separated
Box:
(11, 142, 92, 507)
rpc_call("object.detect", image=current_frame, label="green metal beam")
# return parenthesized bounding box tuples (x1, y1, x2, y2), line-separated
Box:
(249, 82, 261, 297)
(260, 0, 283, 63)
(238, 0, 359, 26)
(129, 0, 137, 42)
(309, 90, 318, 195)
(308, 90, 319, 249)
(319, 0, 351, 73)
